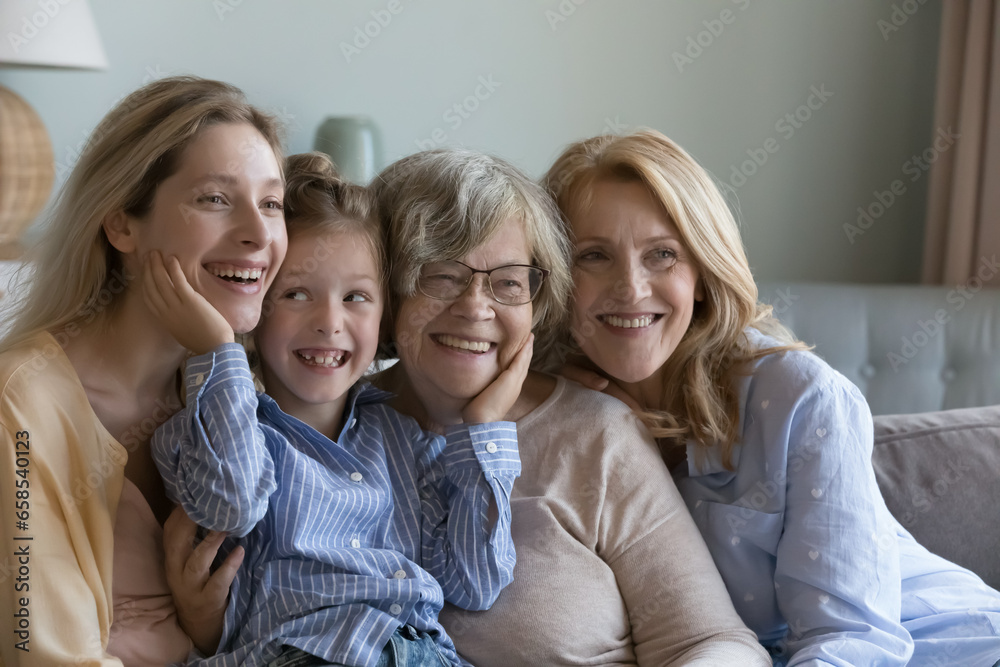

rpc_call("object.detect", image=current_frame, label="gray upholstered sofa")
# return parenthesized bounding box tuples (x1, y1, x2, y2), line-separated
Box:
(759, 282, 1000, 589)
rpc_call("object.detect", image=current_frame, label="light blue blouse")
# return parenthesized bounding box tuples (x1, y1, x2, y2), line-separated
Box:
(674, 328, 1000, 666)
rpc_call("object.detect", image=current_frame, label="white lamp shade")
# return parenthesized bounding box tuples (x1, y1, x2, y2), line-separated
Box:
(0, 0, 107, 69)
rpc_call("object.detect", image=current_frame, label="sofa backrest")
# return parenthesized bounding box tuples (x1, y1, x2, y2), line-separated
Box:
(757, 282, 1000, 415)
(871, 405, 1000, 589)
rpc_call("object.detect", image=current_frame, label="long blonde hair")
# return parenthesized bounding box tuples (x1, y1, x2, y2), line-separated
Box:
(1, 76, 283, 354)
(544, 129, 805, 467)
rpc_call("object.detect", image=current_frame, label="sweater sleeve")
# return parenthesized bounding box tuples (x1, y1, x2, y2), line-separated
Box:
(412, 420, 520, 611)
(599, 413, 771, 667)
(0, 357, 124, 665)
(151, 344, 275, 537)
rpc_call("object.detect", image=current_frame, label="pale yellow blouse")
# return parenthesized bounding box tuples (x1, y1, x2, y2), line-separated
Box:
(0, 332, 190, 666)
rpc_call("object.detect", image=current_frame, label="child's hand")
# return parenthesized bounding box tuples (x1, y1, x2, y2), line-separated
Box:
(143, 251, 234, 355)
(163, 506, 243, 656)
(462, 334, 533, 424)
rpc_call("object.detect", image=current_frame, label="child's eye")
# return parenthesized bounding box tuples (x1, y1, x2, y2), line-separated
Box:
(344, 293, 369, 303)
(262, 199, 284, 210)
(284, 290, 308, 301)
(200, 194, 227, 206)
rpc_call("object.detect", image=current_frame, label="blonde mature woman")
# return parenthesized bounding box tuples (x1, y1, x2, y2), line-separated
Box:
(547, 129, 1000, 666)
(0, 76, 287, 664)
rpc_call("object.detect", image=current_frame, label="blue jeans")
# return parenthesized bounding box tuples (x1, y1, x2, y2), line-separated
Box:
(267, 626, 451, 667)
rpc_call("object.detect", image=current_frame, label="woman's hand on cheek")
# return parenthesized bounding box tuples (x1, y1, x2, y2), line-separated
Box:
(462, 333, 533, 424)
(142, 251, 235, 355)
(163, 506, 243, 656)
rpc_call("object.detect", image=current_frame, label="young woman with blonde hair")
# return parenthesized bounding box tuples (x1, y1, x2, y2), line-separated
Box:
(547, 128, 1000, 666)
(0, 76, 287, 664)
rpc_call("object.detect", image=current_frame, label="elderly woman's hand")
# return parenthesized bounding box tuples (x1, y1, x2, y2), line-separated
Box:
(163, 506, 244, 656)
(461, 334, 533, 424)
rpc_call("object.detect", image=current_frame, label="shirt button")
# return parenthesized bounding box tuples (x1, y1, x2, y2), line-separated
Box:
(393, 569, 407, 579)
(350, 472, 363, 483)
(193, 373, 205, 386)
(942, 368, 957, 382)
(485, 442, 498, 454)
(350, 538, 361, 548)
(350, 418, 357, 429)
(389, 603, 402, 615)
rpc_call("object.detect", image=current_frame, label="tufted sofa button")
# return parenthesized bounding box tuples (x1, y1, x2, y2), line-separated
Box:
(941, 368, 957, 383)
(860, 364, 876, 379)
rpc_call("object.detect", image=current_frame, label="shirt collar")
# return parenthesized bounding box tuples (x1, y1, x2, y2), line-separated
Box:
(257, 381, 393, 428)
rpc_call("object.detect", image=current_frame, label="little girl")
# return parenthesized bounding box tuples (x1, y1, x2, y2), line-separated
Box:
(148, 153, 530, 666)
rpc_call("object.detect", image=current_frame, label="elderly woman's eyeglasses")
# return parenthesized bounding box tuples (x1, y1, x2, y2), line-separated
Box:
(417, 260, 549, 306)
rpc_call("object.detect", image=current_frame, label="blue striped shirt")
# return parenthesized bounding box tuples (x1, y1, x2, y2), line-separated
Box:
(151, 344, 520, 667)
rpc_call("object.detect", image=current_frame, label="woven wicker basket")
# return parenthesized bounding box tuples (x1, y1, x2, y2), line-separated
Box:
(0, 84, 54, 259)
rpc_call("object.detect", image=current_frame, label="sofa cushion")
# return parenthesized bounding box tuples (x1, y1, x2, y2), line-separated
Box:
(872, 404, 1000, 589)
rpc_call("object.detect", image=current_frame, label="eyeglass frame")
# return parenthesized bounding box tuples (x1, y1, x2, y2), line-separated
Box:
(415, 259, 550, 306)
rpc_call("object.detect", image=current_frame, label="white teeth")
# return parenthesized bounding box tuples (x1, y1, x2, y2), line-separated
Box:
(299, 352, 345, 367)
(437, 334, 491, 353)
(210, 266, 262, 281)
(604, 315, 654, 329)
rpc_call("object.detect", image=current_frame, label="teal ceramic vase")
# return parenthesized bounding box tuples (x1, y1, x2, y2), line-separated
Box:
(313, 115, 382, 185)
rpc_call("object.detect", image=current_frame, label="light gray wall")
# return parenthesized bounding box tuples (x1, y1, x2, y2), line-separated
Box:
(1, 0, 941, 283)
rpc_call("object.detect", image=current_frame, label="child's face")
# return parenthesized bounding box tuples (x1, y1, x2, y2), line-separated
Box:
(256, 229, 383, 418)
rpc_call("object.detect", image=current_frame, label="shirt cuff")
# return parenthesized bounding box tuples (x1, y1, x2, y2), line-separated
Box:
(443, 422, 520, 475)
(183, 342, 255, 405)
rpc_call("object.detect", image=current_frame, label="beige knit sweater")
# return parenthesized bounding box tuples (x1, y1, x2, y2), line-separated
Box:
(439, 376, 769, 666)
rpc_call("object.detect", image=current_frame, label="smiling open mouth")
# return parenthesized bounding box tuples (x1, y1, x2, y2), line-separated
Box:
(599, 314, 662, 329)
(433, 334, 493, 354)
(296, 350, 350, 368)
(209, 265, 263, 285)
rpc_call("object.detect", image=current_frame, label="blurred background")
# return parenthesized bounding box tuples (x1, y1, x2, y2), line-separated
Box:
(0, 0, 943, 283)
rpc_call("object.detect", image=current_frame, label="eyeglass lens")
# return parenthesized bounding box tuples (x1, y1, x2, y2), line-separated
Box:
(419, 262, 544, 305)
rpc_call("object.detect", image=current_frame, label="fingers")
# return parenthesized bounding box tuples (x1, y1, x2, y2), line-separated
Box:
(185, 530, 227, 580)
(163, 507, 228, 585)
(604, 380, 642, 412)
(151, 254, 185, 310)
(142, 252, 170, 316)
(558, 363, 609, 391)
(460, 334, 534, 424)
(205, 545, 244, 599)
(144, 251, 187, 316)
(165, 255, 197, 300)
(511, 333, 533, 371)
(502, 333, 533, 385)
(163, 505, 199, 573)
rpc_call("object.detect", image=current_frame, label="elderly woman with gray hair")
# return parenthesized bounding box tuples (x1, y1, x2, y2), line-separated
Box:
(370, 148, 769, 666)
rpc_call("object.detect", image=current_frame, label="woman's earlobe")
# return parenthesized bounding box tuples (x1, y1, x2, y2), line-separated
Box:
(102, 210, 138, 253)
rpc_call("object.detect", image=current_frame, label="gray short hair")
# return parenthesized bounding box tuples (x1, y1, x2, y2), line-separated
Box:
(371, 148, 572, 369)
